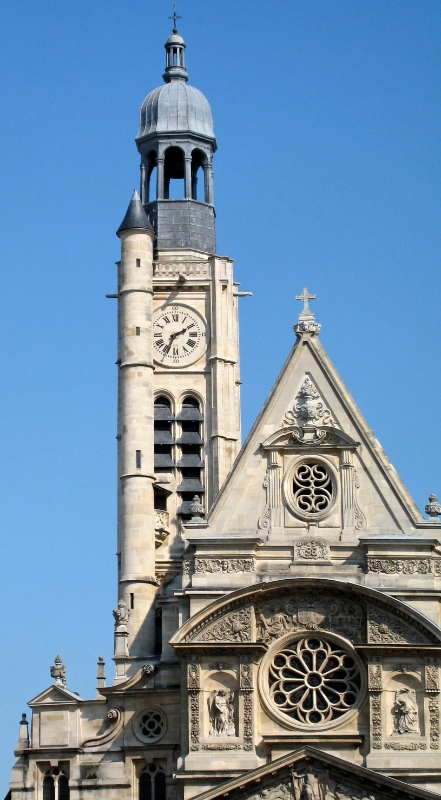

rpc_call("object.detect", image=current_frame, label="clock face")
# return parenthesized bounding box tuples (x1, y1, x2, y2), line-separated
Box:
(153, 304, 208, 367)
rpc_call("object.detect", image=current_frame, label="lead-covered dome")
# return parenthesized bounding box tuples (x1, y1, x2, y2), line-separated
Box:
(137, 82, 214, 140)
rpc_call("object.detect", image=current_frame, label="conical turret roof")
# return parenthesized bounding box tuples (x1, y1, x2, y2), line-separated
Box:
(116, 190, 154, 236)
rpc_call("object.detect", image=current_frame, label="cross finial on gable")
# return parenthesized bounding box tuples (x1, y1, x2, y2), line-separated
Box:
(294, 287, 321, 336)
(296, 287, 316, 314)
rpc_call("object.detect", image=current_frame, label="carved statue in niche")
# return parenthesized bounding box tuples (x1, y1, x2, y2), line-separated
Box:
(208, 690, 235, 736)
(392, 688, 419, 734)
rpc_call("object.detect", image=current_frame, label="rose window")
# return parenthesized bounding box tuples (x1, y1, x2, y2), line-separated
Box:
(267, 636, 361, 726)
(133, 707, 167, 743)
(292, 462, 333, 515)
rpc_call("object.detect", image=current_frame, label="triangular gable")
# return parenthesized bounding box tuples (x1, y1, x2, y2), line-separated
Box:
(191, 745, 436, 800)
(207, 330, 434, 535)
(28, 684, 83, 706)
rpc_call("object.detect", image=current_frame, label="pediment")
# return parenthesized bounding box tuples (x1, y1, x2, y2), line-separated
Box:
(207, 331, 430, 535)
(29, 684, 83, 706)
(173, 578, 441, 646)
(192, 746, 436, 800)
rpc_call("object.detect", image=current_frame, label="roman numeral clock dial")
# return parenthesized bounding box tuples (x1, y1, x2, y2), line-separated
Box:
(153, 305, 208, 367)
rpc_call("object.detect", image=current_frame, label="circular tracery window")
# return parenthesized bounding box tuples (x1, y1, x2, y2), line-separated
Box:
(133, 707, 167, 743)
(284, 458, 337, 521)
(261, 635, 363, 729)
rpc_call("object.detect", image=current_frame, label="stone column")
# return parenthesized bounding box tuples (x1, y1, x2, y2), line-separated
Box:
(205, 161, 213, 205)
(140, 161, 146, 204)
(117, 225, 156, 667)
(185, 157, 192, 199)
(157, 157, 164, 199)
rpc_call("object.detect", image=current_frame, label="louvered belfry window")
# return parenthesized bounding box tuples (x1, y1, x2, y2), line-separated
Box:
(176, 396, 204, 519)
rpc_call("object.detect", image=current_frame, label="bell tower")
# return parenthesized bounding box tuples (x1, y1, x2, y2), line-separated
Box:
(115, 16, 247, 666)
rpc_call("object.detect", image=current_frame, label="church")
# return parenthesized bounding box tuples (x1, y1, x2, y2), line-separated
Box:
(9, 16, 441, 800)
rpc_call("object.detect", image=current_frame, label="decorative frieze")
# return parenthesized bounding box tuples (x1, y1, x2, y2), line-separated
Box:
(201, 743, 241, 750)
(243, 691, 253, 751)
(425, 659, 440, 693)
(429, 697, 440, 749)
(371, 693, 382, 750)
(189, 691, 200, 751)
(186, 607, 252, 643)
(367, 558, 438, 575)
(384, 742, 427, 751)
(194, 558, 254, 574)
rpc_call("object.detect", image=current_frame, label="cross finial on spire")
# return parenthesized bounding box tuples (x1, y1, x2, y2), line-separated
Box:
(294, 287, 321, 335)
(169, 3, 181, 33)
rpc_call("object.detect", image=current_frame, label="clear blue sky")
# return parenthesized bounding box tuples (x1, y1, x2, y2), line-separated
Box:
(1, 0, 440, 787)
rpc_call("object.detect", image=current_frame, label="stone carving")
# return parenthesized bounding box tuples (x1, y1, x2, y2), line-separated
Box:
(432, 560, 441, 576)
(195, 558, 254, 574)
(209, 662, 228, 671)
(182, 557, 195, 577)
(189, 495, 205, 521)
(189, 691, 199, 751)
(187, 664, 200, 689)
(425, 660, 440, 692)
(256, 597, 365, 644)
(384, 742, 426, 750)
(202, 743, 242, 750)
(353, 470, 366, 530)
(240, 663, 253, 690)
(371, 693, 382, 750)
(294, 539, 329, 561)
(113, 599, 130, 626)
(292, 765, 329, 800)
(208, 690, 235, 736)
(155, 568, 180, 587)
(367, 606, 433, 644)
(187, 607, 252, 643)
(258, 471, 271, 529)
(392, 689, 419, 734)
(367, 558, 432, 575)
(294, 287, 321, 335)
(82, 764, 99, 779)
(249, 782, 293, 800)
(425, 494, 441, 520)
(50, 655, 66, 687)
(154, 510, 169, 547)
(243, 691, 253, 751)
(283, 377, 334, 429)
(429, 697, 439, 749)
(82, 708, 123, 749)
(368, 662, 382, 691)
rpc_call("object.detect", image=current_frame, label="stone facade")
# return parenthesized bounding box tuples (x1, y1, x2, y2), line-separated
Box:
(8, 19, 441, 800)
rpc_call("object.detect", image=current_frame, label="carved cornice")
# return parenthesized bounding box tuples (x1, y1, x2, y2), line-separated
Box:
(262, 425, 359, 451)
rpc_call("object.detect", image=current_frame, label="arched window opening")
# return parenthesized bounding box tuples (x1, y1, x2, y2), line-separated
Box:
(177, 397, 204, 519)
(139, 765, 165, 800)
(147, 151, 157, 203)
(155, 607, 163, 656)
(154, 396, 175, 473)
(191, 150, 205, 202)
(43, 770, 69, 800)
(43, 777, 55, 800)
(164, 147, 185, 200)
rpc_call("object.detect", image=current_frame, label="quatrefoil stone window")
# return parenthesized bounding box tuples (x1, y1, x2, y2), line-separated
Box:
(133, 707, 167, 743)
(284, 457, 337, 521)
(259, 634, 364, 730)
